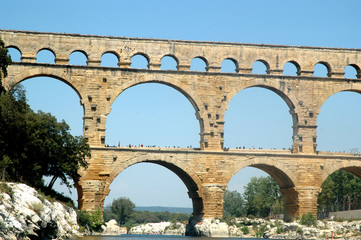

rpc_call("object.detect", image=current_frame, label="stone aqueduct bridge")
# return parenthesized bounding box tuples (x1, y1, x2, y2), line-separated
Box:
(2, 29, 361, 221)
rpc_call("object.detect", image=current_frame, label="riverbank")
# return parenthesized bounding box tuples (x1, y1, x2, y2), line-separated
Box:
(0, 182, 79, 239)
(2, 182, 361, 239)
(101, 217, 361, 239)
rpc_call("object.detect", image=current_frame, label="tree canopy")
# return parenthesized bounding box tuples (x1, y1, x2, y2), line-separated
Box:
(0, 38, 90, 193)
(224, 176, 283, 218)
(0, 85, 90, 190)
(0, 39, 11, 93)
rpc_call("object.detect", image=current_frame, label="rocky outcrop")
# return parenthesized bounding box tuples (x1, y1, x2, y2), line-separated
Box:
(129, 221, 185, 235)
(101, 219, 127, 235)
(0, 182, 79, 240)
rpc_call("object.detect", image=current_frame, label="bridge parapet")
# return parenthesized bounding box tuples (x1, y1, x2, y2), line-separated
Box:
(1, 30, 360, 79)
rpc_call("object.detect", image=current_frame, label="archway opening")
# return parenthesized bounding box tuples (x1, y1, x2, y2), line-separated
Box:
(344, 65, 360, 79)
(104, 162, 197, 225)
(224, 87, 293, 150)
(69, 51, 87, 65)
(101, 52, 119, 67)
(20, 76, 84, 205)
(190, 57, 207, 72)
(313, 62, 330, 77)
(6, 47, 21, 62)
(317, 91, 361, 153)
(221, 59, 237, 73)
(318, 168, 361, 219)
(36, 49, 55, 64)
(283, 61, 299, 76)
(226, 165, 294, 220)
(105, 83, 199, 148)
(161, 55, 178, 70)
(131, 54, 149, 69)
(252, 60, 269, 74)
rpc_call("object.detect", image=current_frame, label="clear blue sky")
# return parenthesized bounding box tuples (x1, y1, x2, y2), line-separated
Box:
(1, 0, 361, 208)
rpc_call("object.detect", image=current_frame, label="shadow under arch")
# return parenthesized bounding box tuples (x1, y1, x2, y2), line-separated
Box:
(227, 159, 297, 221)
(107, 154, 204, 218)
(109, 79, 205, 144)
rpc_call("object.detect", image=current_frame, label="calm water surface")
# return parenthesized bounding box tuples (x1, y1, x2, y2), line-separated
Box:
(75, 235, 265, 240)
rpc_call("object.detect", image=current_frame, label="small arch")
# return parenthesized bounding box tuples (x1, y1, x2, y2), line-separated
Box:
(313, 62, 331, 77)
(283, 61, 300, 76)
(221, 58, 238, 73)
(69, 50, 87, 66)
(190, 57, 207, 72)
(6, 46, 22, 62)
(101, 52, 119, 67)
(252, 60, 269, 74)
(36, 48, 56, 64)
(344, 64, 360, 79)
(160, 55, 178, 70)
(131, 53, 149, 69)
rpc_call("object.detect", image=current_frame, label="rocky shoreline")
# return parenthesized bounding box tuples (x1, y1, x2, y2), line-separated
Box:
(2, 182, 361, 239)
(0, 183, 79, 240)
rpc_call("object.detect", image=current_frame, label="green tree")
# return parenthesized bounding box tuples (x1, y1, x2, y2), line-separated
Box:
(223, 190, 246, 217)
(318, 176, 336, 213)
(109, 197, 135, 225)
(0, 38, 12, 94)
(243, 176, 282, 217)
(318, 170, 361, 212)
(0, 84, 90, 192)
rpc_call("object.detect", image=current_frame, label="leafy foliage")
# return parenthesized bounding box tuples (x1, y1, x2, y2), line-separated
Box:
(224, 176, 283, 218)
(77, 208, 104, 232)
(107, 197, 135, 225)
(318, 170, 361, 213)
(0, 39, 11, 94)
(223, 190, 246, 217)
(0, 84, 90, 193)
(300, 212, 316, 226)
(104, 197, 190, 227)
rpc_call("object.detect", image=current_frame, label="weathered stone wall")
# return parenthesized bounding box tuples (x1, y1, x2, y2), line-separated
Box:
(2, 29, 361, 221)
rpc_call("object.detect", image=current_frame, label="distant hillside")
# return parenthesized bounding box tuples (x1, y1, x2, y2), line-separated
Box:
(134, 206, 193, 214)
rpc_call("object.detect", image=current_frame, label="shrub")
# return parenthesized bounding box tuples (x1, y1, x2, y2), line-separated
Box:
(300, 212, 317, 227)
(77, 208, 104, 232)
(0, 182, 14, 201)
(241, 225, 249, 235)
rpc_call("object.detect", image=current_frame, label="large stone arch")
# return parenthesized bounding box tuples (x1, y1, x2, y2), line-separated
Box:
(107, 153, 204, 218)
(109, 77, 206, 137)
(316, 88, 361, 117)
(4, 66, 84, 98)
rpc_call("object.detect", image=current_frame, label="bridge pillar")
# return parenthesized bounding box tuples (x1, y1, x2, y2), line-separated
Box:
(201, 184, 227, 219)
(296, 186, 321, 218)
(76, 179, 108, 211)
(280, 187, 299, 221)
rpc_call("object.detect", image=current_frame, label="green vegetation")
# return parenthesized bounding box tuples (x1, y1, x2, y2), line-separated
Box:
(300, 212, 317, 227)
(0, 39, 90, 205)
(224, 176, 283, 218)
(318, 170, 361, 213)
(77, 208, 104, 232)
(103, 197, 190, 227)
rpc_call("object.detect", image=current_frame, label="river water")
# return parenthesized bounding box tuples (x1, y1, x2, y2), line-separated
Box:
(75, 235, 266, 240)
